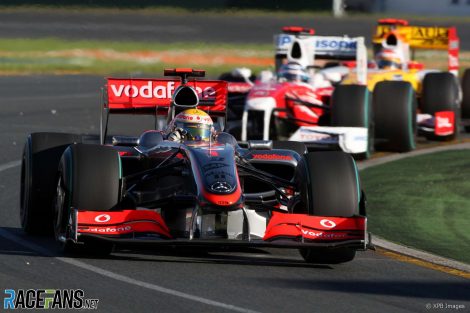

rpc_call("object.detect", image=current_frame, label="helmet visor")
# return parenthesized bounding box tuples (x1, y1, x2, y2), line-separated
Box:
(280, 72, 309, 83)
(176, 122, 212, 141)
(377, 59, 400, 70)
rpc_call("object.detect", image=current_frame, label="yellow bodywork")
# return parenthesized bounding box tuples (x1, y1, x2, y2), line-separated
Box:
(343, 69, 422, 94)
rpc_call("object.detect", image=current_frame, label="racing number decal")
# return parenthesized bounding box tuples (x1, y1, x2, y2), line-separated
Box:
(94, 214, 111, 223)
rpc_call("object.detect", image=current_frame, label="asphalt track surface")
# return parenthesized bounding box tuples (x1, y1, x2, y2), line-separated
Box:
(1, 10, 470, 50)
(0, 75, 469, 313)
(0, 10, 469, 313)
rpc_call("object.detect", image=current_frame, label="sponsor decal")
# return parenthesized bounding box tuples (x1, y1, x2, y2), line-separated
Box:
(449, 54, 459, 68)
(176, 113, 212, 123)
(252, 154, 293, 161)
(320, 219, 336, 228)
(110, 81, 175, 99)
(301, 229, 347, 240)
(227, 82, 252, 93)
(437, 117, 452, 128)
(449, 40, 459, 50)
(3, 289, 99, 310)
(276, 34, 293, 47)
(202, 163, 227, 172)
(315, 39, 357, 50)
(109, 81, 216, 100)
(106, 79, 227, 110)
(435, 111, 455, 136)
(210, 182, 235, 193)
(87, 226, 132, 233)
(94, 214, 111, 223)
(375, 25, 451, 49)
(410, 26, 448, 41)
(298, 132, 330, 141)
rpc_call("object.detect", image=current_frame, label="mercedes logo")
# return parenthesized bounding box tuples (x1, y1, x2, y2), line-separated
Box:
(210, 182, 234, 193)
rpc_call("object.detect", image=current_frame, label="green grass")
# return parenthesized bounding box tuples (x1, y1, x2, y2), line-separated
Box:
(0, 38, 272, 53)
(0, 38, 272, 76)
(0, 36, 469, 76)
(361, 150, 470, 264)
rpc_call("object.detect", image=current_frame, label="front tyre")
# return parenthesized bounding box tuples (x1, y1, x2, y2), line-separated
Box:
(54, 144, 121, 255)
(295, 151, 362, 264)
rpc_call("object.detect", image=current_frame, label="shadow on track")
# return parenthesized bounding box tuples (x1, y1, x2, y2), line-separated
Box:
(0, 227, 332, 270)
(255, 277, 470, 301)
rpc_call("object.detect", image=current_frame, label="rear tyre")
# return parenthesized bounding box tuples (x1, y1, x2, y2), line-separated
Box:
(20, 133, 81, 235)
(421, 72, 460, 140)
(373, 81, 416, 152)
(54, 144, 121, 255)
(296, 151, 361, 264)
(331, 84, 373, 159)
(462, 69, 470, 123)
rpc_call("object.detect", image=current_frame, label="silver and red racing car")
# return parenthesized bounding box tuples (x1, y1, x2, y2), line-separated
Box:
(20, 68, 371, 264)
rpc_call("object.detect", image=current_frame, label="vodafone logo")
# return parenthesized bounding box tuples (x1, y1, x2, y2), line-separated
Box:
(110, 81, 216, 99)
(252, 154, 293, 161)
(94, 214, 111, 223)
(88, 226, 132, 233)
(301, 229, 346, 239)
(320, 219, 336, 228)
(110, 81, 175, 99)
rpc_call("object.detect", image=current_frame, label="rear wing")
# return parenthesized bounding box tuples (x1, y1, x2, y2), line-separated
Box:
(373, 20, 459, 75)
(100, 76, 228, 144)
(274, 33, 367, 84)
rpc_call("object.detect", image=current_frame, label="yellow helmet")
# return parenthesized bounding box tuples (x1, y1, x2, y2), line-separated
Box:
(170, 109, 213, 141)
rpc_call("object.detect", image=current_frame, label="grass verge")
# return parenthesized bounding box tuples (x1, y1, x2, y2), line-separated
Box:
(0, 38, 272, 76)
(361, 150, 470, 264)
(1, 37, 469, 76)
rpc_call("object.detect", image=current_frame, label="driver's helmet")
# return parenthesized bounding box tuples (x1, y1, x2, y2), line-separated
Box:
(375, 48, 403, 70)
(278, 62, 310, 83)
(169, 109, 214, 141)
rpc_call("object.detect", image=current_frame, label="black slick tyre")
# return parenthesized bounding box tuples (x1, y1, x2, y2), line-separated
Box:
(55, 144, 121, 255)
(422, 72, 460, 139)
(373, 81, 416, 152)
(331, 84, 373, 159)
(20, 132, 81, 235)
(296, 151, 361, 264)
(461, 69, 470, 122)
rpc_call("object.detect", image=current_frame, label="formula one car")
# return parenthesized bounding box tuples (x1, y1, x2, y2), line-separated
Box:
(343, 18, 461, 151)
(225, 27, 372, 157)
(20, 69, 370, 264)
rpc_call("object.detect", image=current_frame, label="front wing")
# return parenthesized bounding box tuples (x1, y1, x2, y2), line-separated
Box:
(72, 209, 369, 250)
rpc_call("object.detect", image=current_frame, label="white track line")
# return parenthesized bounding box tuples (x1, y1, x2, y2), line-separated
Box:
(0, 160, 21, 172)
(0, 161, 260, 313)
